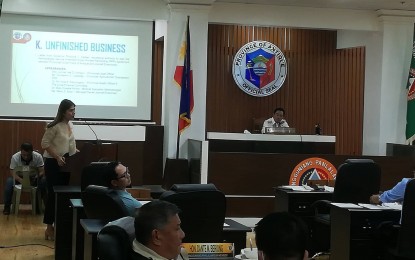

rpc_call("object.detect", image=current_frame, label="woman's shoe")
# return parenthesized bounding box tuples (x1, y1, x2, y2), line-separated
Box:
(45, 228, 54, 241)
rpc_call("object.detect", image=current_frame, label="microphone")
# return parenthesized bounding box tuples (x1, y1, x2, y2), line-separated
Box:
(315, 123, 322, 135)
(84, 120, 102, 145)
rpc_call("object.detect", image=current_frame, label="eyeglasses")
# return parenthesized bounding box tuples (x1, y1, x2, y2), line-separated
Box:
(116, 167, 130, 179)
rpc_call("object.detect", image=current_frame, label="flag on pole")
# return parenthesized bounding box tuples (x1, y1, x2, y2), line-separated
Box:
(174, 17, 194, 134)
(406, 25, 415, 144)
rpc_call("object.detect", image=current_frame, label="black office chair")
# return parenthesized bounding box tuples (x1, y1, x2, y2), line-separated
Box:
(97, 216, 135, 260)
(82, 185, 130, 221)
(312, 159, 381, 252)
(159, 183, 226, 243)
(331, 159, 381, 203)
(387, 178, 415, 259)
(81, 162, 112, 191)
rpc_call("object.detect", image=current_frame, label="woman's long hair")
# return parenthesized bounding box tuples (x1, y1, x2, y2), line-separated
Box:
(47, 99, 75, 128)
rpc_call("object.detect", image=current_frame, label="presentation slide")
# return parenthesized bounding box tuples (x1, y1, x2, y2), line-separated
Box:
(0, 13, 153, 121)
(11, 30, 138, 107)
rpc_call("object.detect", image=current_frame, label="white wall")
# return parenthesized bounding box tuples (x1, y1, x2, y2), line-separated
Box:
(377, 16, 414, 154)
(337, 30, 384, 155)
(209, 3, 379, 31)
(2, 0, 168, 20)
(163, 5, 210, 159)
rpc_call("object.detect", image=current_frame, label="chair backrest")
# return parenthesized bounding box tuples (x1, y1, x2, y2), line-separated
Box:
(97, 216, 135, 260)
(332, 159, 381, 203)
(162, 158, 190, 190)
(396, 178, 415, 258)
(82, 185, 130, 221)
(159, 184, 226, 243)
(252, 117, 266, 133)
(14, 166, 38, 190)
(81, 162, 112, 191)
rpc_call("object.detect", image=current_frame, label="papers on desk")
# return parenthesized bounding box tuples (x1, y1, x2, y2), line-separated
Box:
(280, 185, 314, 192)
(323, 186, 334, 192)
(330, 203, 363, 209)
(382, 203, 402, 210)
(331, 203, 403, 210)
(358, 203, 402, 210)
(358, 203, 385, 210)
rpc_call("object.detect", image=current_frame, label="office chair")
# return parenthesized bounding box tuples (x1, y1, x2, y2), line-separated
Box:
(81, 162, 112, 191)
(252, 117, 266, 134)
(82, 185, 130, 221)
(159, 183, 226, 243)
(312, 159, 381, 252)
(11, 166, 40, 215)
(162, 158, 190, 190)
(387, 178, 415, 259)
(97, 216, 135, 260)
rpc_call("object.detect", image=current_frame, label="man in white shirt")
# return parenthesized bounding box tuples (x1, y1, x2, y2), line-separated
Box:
(261, 107, 289, 134)
(3, 142, 45, 215)
(131, 200, 187, 260)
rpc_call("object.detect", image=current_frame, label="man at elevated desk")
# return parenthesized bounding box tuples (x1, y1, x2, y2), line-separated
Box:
(261, 107, 290, 134)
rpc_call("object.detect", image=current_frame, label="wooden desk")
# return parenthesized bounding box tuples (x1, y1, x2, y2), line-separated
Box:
(54, 186, 81, 260)
(274, 188, 333, 218)
(207, 132, 336, 154)
(222, 219, 252, 254)
(80, 218, 251, 260)
(330, 205, 401, 260)
(274, 188, 333, 255)
(70, 199, 86, 260)
(80, 219, 108, 260)
(70, 187, 161, 259)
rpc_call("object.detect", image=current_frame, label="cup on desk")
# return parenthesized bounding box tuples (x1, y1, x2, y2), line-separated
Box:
(243, 247, 258, 259)
(246, 231, 256, 248)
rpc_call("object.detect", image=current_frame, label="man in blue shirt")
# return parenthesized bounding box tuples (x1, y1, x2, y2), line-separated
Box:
(370, 178, 413, 204)
(104, 161, 142, 216)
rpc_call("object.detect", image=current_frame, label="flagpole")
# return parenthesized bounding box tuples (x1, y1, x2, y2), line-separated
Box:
(406, 24, 415, 145)
(176, 128, 180, 159)
(174, 15, 192, 159)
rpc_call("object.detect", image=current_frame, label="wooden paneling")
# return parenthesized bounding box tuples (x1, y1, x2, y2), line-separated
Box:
(208, 152, 415, 195)
(226, 197, 274, 218)
(152, 40, 164, 125)
(206, 24, 365, 155)
(208, 152, 414, 217)
(0, 121, 46, 205)
(0, 122, 164, 203)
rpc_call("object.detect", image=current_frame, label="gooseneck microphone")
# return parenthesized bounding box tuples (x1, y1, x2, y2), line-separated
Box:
(84, 120, 102, 145)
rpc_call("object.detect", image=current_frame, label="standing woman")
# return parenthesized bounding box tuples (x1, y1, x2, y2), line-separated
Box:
(41, 99, 77, 240)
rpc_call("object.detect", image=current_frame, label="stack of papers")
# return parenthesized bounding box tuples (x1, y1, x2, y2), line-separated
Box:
(280, 185, 314, 192)
(358, 203, 386, 210)
(330, 203, 403, 211)
(382, 203, 402, 210)
(323, 186, 334, 192)
(331, 203, 363, 208)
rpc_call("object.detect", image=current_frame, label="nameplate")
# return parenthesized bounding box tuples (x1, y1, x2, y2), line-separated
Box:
(265, 127, 296, 134)
(182, 243, 234, 259)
